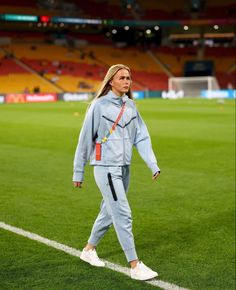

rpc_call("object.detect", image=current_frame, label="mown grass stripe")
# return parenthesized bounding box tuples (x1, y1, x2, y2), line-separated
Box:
(0, 221, 189, 290)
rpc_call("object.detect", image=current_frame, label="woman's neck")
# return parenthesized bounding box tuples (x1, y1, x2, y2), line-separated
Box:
(111, 88, 123, 97)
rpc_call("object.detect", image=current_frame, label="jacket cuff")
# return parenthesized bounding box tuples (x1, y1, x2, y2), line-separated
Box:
(150, 163, 160, 175)
(73, 171, 84, 182)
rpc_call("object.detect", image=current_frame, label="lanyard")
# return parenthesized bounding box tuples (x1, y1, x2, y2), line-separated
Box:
(101, 102, 126, 143)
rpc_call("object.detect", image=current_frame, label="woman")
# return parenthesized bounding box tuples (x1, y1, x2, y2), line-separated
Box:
(73, 64, 160, 281)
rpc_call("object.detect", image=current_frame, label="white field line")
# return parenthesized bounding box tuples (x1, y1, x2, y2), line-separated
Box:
(0, 221, 189, 290)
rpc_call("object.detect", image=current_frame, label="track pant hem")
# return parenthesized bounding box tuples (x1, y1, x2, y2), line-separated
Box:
(124, 247, 138, 262)
(87, 237, 99, 246)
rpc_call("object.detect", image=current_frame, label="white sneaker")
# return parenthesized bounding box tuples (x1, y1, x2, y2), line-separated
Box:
(80, 248, 105, 267)
(130, 261, 158, 280)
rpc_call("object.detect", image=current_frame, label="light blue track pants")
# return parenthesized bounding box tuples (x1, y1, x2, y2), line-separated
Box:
(87, 165, 138, 262)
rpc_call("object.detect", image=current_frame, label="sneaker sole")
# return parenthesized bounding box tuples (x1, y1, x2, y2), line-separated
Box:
(80, 254, 105, 267)
(131, 272, 158, 281)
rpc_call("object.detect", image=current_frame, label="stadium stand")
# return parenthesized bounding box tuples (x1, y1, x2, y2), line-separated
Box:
(0, 0, 235, 94)
(150, 46, 236, 88)
(0, 38, 235, 93)
(0, 40, 170, 92)
(0, 45, 63, 93)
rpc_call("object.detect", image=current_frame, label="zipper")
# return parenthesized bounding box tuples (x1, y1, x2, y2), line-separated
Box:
(122, 103, 125, 164)
(107, 173, 117, 201)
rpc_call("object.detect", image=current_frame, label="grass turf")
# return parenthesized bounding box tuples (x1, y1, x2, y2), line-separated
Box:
(0, 98, 235, 290)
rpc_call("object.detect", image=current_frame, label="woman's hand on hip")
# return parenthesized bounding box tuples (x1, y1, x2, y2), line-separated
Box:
(152, 171, 160, 180)
(73, 182, 82, 188)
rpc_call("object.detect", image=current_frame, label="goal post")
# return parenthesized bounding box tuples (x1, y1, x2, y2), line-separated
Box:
(168, 76, 220, 97)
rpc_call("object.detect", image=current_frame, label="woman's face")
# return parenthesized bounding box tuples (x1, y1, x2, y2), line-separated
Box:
(110, 69, 131, 96)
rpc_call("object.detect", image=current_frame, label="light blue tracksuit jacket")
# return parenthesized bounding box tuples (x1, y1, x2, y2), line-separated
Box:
(73, 90, 160, 262)
(73, 90, 160, 182)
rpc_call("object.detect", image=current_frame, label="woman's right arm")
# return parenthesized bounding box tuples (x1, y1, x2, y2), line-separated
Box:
(73, 101, 100, 183)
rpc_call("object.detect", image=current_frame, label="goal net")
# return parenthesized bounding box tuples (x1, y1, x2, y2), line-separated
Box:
(168, 76, 220, 97)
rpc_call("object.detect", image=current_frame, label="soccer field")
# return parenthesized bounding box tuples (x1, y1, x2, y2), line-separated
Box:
(0, 98, 235, 290)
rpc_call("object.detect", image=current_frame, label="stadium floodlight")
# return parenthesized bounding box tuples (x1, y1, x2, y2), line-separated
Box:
(168, 76, 220, 97)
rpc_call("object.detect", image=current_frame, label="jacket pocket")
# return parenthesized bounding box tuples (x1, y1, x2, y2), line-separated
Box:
(107, 173, 117, 201)
(104, 139, 123, 163)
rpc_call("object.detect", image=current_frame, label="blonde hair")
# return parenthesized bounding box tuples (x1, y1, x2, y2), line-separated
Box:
(95, 64, 133, 100)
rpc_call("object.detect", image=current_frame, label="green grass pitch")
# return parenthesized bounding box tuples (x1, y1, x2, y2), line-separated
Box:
(0, 98, 235, 290)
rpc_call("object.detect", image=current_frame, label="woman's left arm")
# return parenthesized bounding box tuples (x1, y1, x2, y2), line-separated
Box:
(134, 111, 160, 178)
